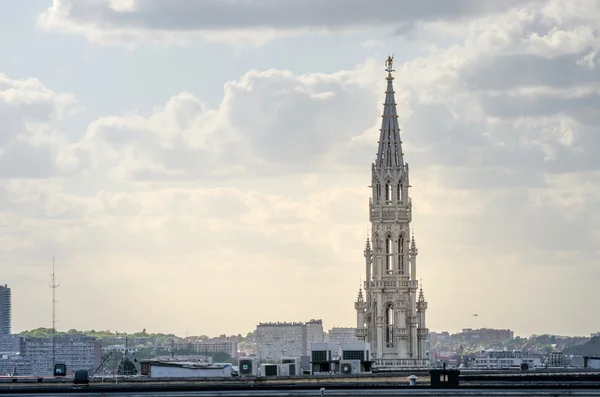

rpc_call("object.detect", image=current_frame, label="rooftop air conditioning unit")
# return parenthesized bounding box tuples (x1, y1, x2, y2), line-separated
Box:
(277, 363, 290, 376)
(339, 360, 361, 375)
(238, 357, 258, 376)
(260, 363, 279, 377)
(281, 357, 301, 376)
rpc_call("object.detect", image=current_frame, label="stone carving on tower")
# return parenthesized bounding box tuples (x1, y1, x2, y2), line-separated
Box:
(355, 56, 429, 366)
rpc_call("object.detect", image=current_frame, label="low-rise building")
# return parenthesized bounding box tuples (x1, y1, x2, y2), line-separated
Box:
(101, 344, 140, 354)
(455, 328, 514, 343)
(140, 360, 231, 378)
(471, 350, 541, 369)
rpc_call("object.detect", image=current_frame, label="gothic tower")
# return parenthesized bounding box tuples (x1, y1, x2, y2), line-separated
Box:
(355, 56, 428, 365)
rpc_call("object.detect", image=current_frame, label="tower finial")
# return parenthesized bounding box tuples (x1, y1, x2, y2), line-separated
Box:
(357, 281, 364, 302)
(385, 54, 395, 78)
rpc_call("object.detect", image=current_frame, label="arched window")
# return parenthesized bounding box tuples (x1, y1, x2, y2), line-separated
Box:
(398, 183, 403, 203)
(376, 183, 381, 203)
(385, 304, 395, 347)
(398, 235, 404, 273)
(386, 182, 392, 204)
(386, 237, 393, 274)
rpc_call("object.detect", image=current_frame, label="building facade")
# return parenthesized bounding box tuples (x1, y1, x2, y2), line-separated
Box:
(256, 320, 324, 362)
(328, 327, 358, 359)
(0, 284, 11, 336)
(182, 339, 239, 358)
(305, 320, 324, 353)
(455, 328, 514, 343)
(21, 335, 101, 376)
(355, 57, 428, 367)
(0, 334, 21, 354)
(471, 350, 541, 369)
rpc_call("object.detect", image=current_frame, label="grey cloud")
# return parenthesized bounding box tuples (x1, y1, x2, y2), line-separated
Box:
(424, 167, 547, 190)
(130, 145, 217, 181)
(418, 187, 600, 255)
(461, 54, 600, 91)
(402, 103, 547, 171)
(0, 75, 77, 179)
(393, 21, 420, 38)
(0, 141, 56, 179)
(474, 198, 599, 253)
(52, 0, 533, 32)
(480, 93, 600, 120)
(1, 186, 362, 271)
(80, 70, 382, 180)
(478, 92, 600, 173)
(226, 73, 379, 168)
(543, 133, 600, 174)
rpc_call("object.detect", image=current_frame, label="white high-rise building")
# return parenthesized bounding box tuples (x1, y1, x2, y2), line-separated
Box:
(0, 284, 10, 336)
(355, 56, 429, 367)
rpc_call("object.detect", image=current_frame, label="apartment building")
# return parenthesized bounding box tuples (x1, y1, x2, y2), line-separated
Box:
(328, 327, 358, 359)
(0, 334, 21, 354)
(176, 338, 238, 358)
(256, 319, 324, 362)
(21, 335, 101, 376)
(455, 328, 514, 343)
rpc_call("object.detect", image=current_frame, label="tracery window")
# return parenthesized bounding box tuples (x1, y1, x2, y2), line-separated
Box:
(385, 182, 392, 204)
(385, 304, 394, 347)
(398, 235, 404, 273)
(386, 237, 393, 274)
(398, 183, 403, 203)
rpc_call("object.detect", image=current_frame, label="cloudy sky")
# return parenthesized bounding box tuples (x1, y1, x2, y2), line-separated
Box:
(2, 0, 599, 338)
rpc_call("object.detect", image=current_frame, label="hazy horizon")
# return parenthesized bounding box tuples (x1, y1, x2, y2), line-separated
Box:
(2, 0, 599, 339)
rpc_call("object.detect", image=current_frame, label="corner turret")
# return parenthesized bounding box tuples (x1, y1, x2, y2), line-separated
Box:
(355, 286, 367, 341)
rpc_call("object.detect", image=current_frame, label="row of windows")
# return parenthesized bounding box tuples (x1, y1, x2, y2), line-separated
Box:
(374, 182, 405, 204)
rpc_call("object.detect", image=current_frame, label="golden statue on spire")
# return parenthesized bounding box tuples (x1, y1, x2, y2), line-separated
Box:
(385, 54, 395, 77)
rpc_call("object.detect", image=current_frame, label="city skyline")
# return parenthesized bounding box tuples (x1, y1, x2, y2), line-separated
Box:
(2, 0, 600, 338)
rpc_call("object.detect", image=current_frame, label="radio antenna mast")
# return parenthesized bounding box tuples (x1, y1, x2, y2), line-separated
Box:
(49, 255, 59, 369)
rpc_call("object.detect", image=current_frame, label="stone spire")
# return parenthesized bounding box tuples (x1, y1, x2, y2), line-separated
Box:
(375, 55, 404, 169)
(410, 234, 418, 257)
(417, 279, 427, 309)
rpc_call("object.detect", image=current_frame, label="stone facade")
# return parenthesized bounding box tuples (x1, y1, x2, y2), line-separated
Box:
(355, 58, 428, 367)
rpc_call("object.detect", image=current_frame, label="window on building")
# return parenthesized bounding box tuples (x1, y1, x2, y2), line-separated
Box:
(386, 237, 393, 274)
(398, 235, 404, 273)
(398, 183, 403, 203)
(385, 305, 394, 347)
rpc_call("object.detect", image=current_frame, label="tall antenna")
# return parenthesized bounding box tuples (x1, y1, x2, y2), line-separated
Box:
(49, 255, 59, 369)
